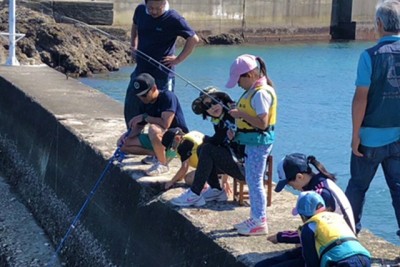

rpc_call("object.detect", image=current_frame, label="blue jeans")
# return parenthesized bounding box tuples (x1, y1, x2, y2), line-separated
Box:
(124, 71, 175, 128)
(345, 140, 400, 234)
(330, 255, 370, 267)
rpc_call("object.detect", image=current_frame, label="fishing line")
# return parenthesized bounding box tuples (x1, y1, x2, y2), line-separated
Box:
(46, 129, 131, 267)
(16, 0, 232, 112)
(133, 49, 231, 111)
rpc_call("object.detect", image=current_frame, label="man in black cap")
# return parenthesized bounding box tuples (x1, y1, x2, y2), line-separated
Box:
(119, 73, 188, 176)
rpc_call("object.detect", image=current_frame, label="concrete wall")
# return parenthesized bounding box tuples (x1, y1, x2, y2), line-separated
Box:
(114, 0, 333, 40)
(352, 0, 377, 40)
(0, 65, 245, 267)
(113, 0, 378, 40)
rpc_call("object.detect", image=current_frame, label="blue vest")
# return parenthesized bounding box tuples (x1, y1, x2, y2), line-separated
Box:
(363, 40, 400, 127)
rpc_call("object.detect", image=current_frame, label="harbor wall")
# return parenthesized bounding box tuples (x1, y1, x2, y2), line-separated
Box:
(113, 0, 377, 40)
(0, 65, 244, 267)
(1, 64, 399, 266)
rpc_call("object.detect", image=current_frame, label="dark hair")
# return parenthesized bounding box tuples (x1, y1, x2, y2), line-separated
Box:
(256, 57, 275, 88)
(306, 156, 337, 182)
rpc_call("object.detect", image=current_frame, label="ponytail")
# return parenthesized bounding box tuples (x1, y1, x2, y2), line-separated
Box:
(307, 155, 337, 182)
(256, 57, 275, 88)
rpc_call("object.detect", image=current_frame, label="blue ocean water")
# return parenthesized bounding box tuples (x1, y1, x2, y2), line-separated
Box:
(80, 42, 399, 246)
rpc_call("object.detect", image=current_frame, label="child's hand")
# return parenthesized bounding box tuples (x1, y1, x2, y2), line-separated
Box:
(227, 129, 235, 140)
(267, 234, 278, 244)
(164, 181, 174, 190)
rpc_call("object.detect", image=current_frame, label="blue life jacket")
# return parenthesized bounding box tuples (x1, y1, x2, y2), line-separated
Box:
(363, 40, 400, 127)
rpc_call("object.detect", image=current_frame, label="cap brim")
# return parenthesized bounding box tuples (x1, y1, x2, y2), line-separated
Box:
(274, 180, 288, 192)
(136, 88, 151, 96)
(225, 74, 239, 88)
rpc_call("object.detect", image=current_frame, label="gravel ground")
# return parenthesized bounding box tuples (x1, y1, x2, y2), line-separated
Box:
(0, 176, 61, 267)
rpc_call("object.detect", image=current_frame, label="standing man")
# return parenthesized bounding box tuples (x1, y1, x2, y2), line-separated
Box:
(120, 73, 189, 176)
(124, 0, 199, 127)
(345, 0, 400, 238)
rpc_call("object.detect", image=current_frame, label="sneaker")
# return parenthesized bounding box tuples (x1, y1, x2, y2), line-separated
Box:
(145, 162, 169, 176)
(141, 155, 158, 165)
(170, 189, 206, 207)
(233, 218, 253, 230)
(202, 188, 228, 202)
(236, 218, 268, 236)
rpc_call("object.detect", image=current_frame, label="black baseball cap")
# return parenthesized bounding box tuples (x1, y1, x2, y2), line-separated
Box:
(133, 73, 155, 96)
(275, 153, 310, 192)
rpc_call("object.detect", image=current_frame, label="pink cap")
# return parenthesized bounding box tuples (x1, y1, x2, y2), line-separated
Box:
(225, 54, 258, 88)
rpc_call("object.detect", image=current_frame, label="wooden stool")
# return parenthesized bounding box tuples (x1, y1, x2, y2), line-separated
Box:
(233, 155, 273, 207)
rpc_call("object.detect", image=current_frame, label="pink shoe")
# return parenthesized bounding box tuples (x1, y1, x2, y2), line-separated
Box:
(236, 217, 268, 236)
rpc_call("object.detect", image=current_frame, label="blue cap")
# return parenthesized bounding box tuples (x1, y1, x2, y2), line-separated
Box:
(292, 191, 325, 217)
(275, 153, 309, 192)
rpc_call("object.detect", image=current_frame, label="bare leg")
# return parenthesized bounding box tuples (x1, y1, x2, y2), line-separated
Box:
(148, 124, 167, 165)
(121, 135, 154, 155)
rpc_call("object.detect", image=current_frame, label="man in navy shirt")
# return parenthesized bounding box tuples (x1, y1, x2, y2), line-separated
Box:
(124, 0, 199, 127)
(120, 73, 189, 176)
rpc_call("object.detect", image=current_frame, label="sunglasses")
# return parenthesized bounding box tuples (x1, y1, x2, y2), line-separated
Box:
(202, 97, 221, 110)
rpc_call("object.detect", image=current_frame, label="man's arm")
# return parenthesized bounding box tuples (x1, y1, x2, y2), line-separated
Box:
(175, 35, 199, 64)
(145, 111, 175, 130)
(351, 86, 369, 157)
(162, 34, 199, 67)
(130, 24, 138, 56)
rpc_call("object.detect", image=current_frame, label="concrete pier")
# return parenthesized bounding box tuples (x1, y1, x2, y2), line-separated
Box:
(0, 65, 399, 266)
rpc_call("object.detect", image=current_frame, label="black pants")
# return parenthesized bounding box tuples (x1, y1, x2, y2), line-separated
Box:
(191, 143, 245, 195)
(255, 247, 304, 267)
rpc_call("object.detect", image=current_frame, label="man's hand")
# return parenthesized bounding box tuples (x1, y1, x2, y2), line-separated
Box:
(128, 114, 146, 129)
(161, 55, 179, 68)
(351, 135, 363, 157)
(117, 132, 129, 146)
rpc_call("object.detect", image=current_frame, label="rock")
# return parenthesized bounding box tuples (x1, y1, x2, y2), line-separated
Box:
(206, 33, 244, 45)
(0, 4, 132, 77)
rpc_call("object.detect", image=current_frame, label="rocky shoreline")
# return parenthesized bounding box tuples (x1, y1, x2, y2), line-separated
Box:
(0, 4, 247, 78)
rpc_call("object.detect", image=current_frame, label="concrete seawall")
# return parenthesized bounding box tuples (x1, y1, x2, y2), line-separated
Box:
(0, 65, 399, 266)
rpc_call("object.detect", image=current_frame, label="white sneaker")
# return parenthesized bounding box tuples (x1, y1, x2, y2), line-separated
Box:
(233, 218, 253, 230)
(170, 189, 206, 207)
(145, 162, 169, 176)
(236, 217, 268, 236)
(202, 188, 228, 202)
(141, 155, 158, 165)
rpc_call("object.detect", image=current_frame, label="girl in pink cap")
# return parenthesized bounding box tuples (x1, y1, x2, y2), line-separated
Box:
(226, 54, 277, 235)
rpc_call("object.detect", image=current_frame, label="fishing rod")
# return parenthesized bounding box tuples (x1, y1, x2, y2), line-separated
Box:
(133, 49, 231, 111)
(46, 129, 131, 267)
(18, 0, 232, 111)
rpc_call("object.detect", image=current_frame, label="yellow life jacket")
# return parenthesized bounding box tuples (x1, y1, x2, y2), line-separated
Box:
(180, 131, 204, 168)
(305, 212, 355, 257)
(234, 84, 277, 145)
(236, 84, 277, 131)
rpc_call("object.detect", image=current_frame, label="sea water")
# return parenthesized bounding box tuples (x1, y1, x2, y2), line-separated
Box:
(80, 41, 400, 246)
